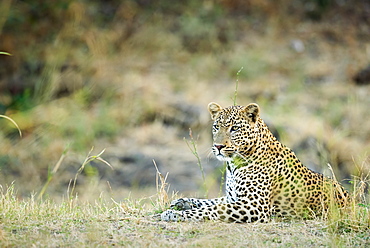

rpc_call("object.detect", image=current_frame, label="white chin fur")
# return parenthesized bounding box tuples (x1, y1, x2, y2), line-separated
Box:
(216, 155, 232, 162)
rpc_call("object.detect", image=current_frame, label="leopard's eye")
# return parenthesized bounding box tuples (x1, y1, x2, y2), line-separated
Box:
(230, 126, 239, 132)
(212, 124, 220, 132)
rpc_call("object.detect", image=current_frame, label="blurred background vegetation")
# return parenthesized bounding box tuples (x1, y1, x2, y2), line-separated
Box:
(0, 0, 369, 202)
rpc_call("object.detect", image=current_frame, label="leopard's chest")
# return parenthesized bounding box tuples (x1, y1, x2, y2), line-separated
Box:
(225, 159, 274, 202)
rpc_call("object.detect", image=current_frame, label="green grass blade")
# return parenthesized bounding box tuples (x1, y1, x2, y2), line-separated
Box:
(0, 115, 22, 137)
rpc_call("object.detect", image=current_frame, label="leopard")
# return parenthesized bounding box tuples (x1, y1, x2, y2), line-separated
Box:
(161, 102, 349, 223)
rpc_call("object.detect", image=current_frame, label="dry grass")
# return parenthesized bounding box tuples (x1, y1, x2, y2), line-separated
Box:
(0, 163, 370, 247)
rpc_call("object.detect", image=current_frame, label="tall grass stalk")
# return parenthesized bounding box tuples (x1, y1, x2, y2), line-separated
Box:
(218, 165, 227, 198)
(185, 128, 208, 198)
(37, 147, 68, 200)
(0, 52, 12, 56)
(0, 52, 22, 138)
(233, 67, 243, 106)
(0, 115, 22, 137)
(68, 147, 113, 200)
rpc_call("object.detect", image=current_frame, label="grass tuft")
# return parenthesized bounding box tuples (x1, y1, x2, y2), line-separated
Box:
(325, 161, 370, 235)
(152, 160, 170, 213)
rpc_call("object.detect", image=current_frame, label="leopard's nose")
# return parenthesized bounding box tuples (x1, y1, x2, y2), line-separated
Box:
(214, 144, 226, 152)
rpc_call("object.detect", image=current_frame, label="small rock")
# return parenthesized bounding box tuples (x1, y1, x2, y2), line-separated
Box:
(353, 65, 370, 85)
(290, 39, 305, 53)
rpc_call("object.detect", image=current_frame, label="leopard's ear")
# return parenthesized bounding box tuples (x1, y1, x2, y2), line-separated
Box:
(243, 103, 260, 123)
(208, 102, 223, 120)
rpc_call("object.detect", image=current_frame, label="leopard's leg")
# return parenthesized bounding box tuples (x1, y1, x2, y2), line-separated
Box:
(170, 196, 228, 210)
(162, 198, 271, 223)
(170, 163, 239, 211)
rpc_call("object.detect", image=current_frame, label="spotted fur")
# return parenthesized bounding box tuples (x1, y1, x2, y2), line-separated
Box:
(161, 102, 348, 222)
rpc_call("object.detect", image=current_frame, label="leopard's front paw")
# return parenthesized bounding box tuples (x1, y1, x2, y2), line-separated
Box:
(170, 198, 195, 210)
(161, 210, 186, 222)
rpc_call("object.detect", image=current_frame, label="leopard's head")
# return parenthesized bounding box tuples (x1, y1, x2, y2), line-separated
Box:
(208, 102, 261, 162)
